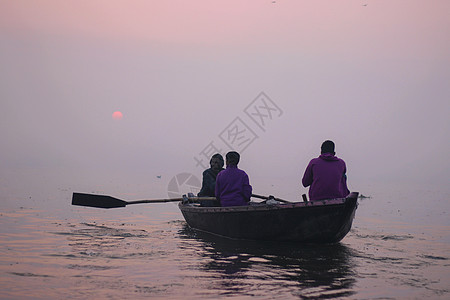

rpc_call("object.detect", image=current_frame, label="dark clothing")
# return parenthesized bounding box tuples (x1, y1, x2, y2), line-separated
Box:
(198, 168, 224, 197)
(215, 165, 252, 207)
(302, 153, 350, 201)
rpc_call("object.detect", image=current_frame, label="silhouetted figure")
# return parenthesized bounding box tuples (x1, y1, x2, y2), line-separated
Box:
(302, 140, 350, 201)
(215, 151, 252, 207)
(198, 153, 225, 197)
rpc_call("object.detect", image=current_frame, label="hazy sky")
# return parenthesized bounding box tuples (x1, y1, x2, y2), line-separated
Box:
(1, 1, 449, 197)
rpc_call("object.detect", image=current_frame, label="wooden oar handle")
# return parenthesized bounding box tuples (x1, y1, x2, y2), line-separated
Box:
(128, 196, 217, 205)
(251, 194, 290, 203)
(127, 198, 182, 204)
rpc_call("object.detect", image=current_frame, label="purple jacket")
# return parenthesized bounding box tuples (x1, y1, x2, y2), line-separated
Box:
(215, 165, 252, 207)
(302, 153, 350, 201)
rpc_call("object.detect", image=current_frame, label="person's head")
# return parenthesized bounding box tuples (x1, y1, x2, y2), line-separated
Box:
(225, 151, 240, 166)
(321, 140, 335, 155)
(210, 153, 224, 171)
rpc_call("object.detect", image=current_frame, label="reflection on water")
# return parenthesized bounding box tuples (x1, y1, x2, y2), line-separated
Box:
(347, 224, 450, 299)
(0, 195, 449, 299)
(177, 224, 357, 299)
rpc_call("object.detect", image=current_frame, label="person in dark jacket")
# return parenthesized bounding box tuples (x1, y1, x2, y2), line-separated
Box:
(302, 140, 350, 201)
(215, 151, 252, 207)
(197, 153, 225, 197)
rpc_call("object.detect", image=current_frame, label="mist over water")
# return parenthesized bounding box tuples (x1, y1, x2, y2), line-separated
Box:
(1, 1, 449, 299)
(1, 1, 449, 191)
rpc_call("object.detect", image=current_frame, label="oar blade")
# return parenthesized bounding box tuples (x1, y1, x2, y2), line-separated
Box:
(72, 192, 127, 209)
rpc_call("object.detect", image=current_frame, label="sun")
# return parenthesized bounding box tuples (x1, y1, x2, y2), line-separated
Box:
(112, 111, 123, 120)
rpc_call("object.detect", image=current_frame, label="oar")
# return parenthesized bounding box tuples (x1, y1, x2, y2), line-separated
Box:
(251, 193, 291, 203)
(72, 192, 215, 209)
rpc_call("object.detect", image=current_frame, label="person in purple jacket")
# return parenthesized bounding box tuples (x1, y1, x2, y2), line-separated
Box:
(215, 151, 252, 207)
(302, 140, 350, 201)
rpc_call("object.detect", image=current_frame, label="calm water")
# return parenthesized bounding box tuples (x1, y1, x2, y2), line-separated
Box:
(0, 173, 449, 299)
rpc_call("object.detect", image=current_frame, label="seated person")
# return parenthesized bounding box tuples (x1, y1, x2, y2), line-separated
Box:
(302, 140, 350, 201)
(198, 153, 224, 197)
(215, 151, 252, 207)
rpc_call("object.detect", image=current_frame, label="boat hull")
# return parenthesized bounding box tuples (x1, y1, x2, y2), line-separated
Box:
(179, 192, 358, 243)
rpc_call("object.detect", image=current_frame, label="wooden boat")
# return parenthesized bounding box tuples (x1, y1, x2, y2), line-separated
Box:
(179, 192, 359, 243)
(71, 191, 358, 243)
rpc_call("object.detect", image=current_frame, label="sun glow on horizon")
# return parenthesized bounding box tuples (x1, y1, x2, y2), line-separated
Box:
(112, 111, 123, 120)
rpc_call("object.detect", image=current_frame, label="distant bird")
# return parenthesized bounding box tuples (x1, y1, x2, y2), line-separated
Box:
(362, 4, 368, 6)
(156, 175, 162, 179)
